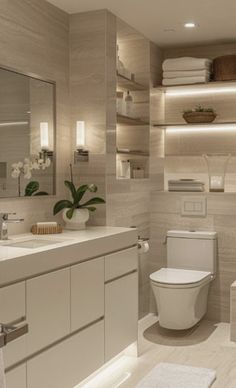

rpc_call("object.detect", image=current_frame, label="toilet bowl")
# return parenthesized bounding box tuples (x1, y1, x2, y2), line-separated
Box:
(150, 268, 212, 330)
(150, 230, 217, 330)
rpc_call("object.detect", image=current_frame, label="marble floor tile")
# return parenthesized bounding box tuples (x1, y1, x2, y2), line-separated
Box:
(79, 314, 236, 388)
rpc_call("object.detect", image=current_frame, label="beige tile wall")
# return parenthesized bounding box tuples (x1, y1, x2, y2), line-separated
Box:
(0, 0, 70, 233)
(69, 10, 112, 226)
(148, 43, 236, 323)
(149, 191, 236, 322)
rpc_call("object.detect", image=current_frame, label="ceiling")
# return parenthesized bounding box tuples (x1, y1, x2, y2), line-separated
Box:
(48, 0, 236, 47)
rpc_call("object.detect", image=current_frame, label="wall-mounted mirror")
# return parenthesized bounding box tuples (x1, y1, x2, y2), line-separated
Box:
(0, 66, 55, 198)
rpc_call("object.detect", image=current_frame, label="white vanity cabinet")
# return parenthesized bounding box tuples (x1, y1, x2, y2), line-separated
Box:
(5, 364, 26, 388)
(26, 268, 70, 356)
(71, 257, 104, 332)
(0, 227, 138, 388)
(27, 320, 104, 388)
(0, 282, 27, 368)
(105, 247, 138, 361)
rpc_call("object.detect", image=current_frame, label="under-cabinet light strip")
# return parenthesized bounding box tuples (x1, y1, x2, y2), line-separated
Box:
(165, 87, 236, 97)
(166, 125, 236, 133)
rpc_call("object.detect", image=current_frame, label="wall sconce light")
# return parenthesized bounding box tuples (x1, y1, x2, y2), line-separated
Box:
(74, 121, 89, 163)
(40, 122, 53, 161)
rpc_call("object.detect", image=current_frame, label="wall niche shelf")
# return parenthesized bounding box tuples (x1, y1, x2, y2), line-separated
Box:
(154, 79, 236, 91)
(117, 113, 149, 126)
(116, 20, 151, 181)
(117, 72, 147, 91)
(117, 149, 149, 157)
(117, 177, 149, 182)
(152, 122, 236, 127)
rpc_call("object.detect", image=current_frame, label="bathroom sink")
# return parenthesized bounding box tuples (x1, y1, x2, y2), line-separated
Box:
(5, 239, 65, 249)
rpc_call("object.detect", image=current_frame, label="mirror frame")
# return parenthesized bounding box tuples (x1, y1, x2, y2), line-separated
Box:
(0, 64, 57, 198)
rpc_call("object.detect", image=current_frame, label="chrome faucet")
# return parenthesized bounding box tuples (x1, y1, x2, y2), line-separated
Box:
(0, 213, 24, 240)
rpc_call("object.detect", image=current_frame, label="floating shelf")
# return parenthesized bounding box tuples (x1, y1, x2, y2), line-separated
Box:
(155, 79, 236, 91)
(117, 72, 147, 91)
(117, 149, 149, 157)
(117, 113, 149, 126)
(152, 122, 236, 127)
(117, 177, 149, 181)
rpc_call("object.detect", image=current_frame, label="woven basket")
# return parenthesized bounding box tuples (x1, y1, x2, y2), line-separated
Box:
(213, 55, 236, 81)
(183, 111, 216, 124)
(31, 224, 63, 235)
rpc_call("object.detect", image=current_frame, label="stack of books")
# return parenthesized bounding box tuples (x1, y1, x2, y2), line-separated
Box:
(168, 179, 205, 192)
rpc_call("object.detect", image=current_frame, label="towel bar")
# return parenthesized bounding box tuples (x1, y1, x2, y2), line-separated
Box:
(0, 319, 28, 348)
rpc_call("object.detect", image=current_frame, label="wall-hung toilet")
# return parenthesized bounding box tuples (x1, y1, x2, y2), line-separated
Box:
(150, 230, 217, 330)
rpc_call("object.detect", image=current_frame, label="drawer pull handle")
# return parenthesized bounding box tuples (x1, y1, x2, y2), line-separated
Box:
(0, 321, 28, 347)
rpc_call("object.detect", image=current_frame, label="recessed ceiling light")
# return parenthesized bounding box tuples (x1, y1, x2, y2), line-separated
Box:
(184, 22, 196, 28)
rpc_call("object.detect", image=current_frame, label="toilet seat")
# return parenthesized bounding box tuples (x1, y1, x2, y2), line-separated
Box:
(150, 268, 212, 289)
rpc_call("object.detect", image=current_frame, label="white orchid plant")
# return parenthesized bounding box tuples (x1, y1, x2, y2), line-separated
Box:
(11, 157, 51, 197)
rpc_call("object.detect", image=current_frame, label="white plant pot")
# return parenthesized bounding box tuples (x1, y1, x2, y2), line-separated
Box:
(62, 208, 89, 230)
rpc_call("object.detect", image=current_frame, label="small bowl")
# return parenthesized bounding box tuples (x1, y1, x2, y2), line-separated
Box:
(183, 111, 217, 124)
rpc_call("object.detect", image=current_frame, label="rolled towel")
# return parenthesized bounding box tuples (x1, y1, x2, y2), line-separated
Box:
(163, 57, 212, 71)
(36, 222, 58, 227)
(162, 76, 210, 86)
(163, 69, 211, 79)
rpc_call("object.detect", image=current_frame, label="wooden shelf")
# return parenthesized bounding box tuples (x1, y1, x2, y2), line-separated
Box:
(117, 149, 149, 157)
(117, 113, 149, 126)
(152, 122, 236, 127)
(117, 72, 147, 91)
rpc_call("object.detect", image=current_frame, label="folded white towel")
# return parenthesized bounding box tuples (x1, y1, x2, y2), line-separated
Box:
(163, 57, 212, 71)
(162, 76, 210, 86)
(163, 69, 211, 79)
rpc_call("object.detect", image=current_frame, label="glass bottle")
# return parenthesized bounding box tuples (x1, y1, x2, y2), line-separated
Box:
(125, 91, 133, 117)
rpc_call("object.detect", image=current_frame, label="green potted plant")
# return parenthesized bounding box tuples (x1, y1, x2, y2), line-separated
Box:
(53, 165, 105, 230)
(183, 105, 217, 124)
(24, 181, 48, 196)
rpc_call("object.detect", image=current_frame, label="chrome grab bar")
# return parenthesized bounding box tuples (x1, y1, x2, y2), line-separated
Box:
(0, 317, 28, 348)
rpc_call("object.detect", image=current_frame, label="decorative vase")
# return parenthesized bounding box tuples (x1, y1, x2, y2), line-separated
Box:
(203, 153, 231, 192)
(62, 208, 89, 230)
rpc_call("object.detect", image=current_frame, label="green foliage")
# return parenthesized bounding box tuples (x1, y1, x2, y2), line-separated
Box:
(183, 105, 216, 114)
(24, 181, 48, 197)
(53, 181, 105, 219)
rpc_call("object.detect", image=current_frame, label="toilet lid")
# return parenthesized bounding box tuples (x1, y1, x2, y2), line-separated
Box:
(150, 268, 212, 285)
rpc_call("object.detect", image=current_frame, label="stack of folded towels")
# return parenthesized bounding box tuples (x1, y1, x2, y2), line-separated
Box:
(168, 179, 205, 192)
(162, 57, 212, 86)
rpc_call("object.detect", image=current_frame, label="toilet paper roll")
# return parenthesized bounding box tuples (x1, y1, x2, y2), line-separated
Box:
(138, 240, 149, 253)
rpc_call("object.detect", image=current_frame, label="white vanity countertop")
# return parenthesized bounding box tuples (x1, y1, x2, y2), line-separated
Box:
(0, 226, 137, 287)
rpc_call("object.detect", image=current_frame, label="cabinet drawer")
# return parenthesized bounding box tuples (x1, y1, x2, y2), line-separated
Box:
(71, 257, 104, 332)
(105, 247, 138, 281)
(26, 268, 70, 356)
(105, 272, 138, 361)
(27, 320, 104, 388)
(0, 282, 26, 368)
(6, 364, 26, 388)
